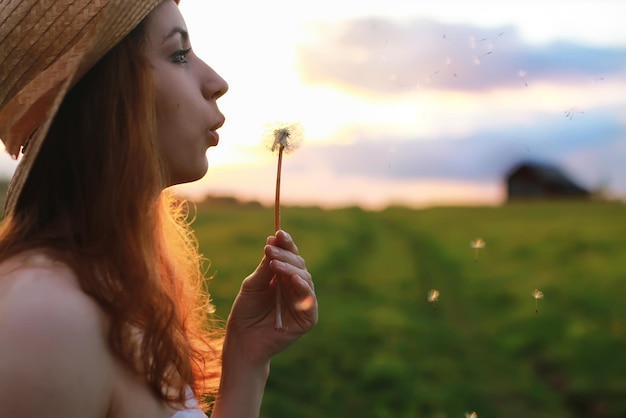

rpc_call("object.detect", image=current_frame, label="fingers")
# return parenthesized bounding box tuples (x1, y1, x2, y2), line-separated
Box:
(265, 231, 314, 292)
(240, 254, 273, 292)
(266, 230, 299, 254)
(284, 273, 318, 334)
(289, 275, 316, 307)
(266, 230, 305, 266)
(265, 244, 305, 269)
(289, 275, 318, 324)
(246, 230, 312, 294)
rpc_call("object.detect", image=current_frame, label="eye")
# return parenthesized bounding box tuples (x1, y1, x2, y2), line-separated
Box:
(171, 48, 192, 64)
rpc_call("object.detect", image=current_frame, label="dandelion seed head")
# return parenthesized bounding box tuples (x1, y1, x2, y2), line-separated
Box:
(427, 289, 440, 303)
(465, 412, 478, 418)
(272, 128, 290, 151)
(532, 289, 544, 300)
(262, 121, 304, 155)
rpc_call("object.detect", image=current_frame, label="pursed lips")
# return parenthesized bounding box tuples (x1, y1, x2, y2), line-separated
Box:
(207, 116, 225, 147)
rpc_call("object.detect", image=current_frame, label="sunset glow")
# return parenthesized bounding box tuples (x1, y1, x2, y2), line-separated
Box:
(1, 0, 625, 209)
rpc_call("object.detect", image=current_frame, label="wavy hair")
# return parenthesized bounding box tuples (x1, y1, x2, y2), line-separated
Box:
(0, 8, 221, 410)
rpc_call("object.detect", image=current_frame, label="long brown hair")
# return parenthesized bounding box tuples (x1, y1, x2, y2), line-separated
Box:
(0, 11, 221, 409)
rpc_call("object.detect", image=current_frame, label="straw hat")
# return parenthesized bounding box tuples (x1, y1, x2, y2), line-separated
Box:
(0, 0, 171, 215)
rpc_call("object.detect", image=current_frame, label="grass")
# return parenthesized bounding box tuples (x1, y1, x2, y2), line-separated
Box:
(192, 200, 626, 418)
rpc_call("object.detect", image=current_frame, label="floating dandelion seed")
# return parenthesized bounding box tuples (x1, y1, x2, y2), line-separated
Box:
(388, 145, 397, 169)
(427, 289, 439, 302)
(445, 57, 458, 77)
(262, 122, 303, 331)
(427, 289, 440, 310)
(426, 69, 440, 82)
(472, 49, 494, 66)
(470, 238, 486, 262)
(564, 106, 584, 121)
(465, 412, 478, 418)
(518, 69, 528, 87)
(532, 289, 544, 314)
(470, 34, 492, 49)
(472, 32, 501, 65)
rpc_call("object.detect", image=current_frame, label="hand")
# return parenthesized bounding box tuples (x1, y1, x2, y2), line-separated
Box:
(224, 230, 318, 366)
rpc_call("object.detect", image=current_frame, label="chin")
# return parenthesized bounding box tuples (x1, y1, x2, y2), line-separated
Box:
(166, 171, 208, 187)
(167, 159, 209, 185)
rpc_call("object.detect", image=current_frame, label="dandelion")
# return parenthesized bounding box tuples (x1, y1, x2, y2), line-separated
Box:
(263, 122, 303, 331)
(532, 289, 544, 314)
(470, 238, 486, 262)
(427, 289, 439, 310)
(465, 412, 478, 418)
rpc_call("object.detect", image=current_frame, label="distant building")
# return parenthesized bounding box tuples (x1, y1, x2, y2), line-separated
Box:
(505, 161, 590, 201)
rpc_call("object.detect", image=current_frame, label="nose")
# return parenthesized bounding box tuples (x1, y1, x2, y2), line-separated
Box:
(201, 63, 229, 101)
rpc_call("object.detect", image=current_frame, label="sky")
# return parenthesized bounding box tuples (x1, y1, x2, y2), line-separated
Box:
(2, 0, 625, 210)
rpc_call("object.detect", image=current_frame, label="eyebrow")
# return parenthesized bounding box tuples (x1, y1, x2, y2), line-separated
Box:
(162, 27, 189, 44)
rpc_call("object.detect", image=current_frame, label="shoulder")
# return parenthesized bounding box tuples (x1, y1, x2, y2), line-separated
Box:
(0, 251, 113, 417)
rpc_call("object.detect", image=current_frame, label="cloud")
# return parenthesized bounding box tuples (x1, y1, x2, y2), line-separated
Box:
(296, 17, 626, 94)
(287, 110, 626, 191)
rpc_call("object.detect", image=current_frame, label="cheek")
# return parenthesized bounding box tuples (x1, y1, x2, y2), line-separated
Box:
(156, 120, 209, 184)
(153, 79, 209, 183)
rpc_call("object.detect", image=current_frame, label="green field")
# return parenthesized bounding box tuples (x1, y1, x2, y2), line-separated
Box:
(193, 200, 626, 418)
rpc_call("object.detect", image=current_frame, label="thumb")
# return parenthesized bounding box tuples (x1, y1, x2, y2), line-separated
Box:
(241, 254, 275, 292)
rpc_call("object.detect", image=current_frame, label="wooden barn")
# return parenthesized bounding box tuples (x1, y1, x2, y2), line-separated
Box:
(505, 161, 590, 201)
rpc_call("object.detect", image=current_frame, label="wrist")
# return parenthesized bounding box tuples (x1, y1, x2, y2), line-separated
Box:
(221, 330, 271, 376)
(211, 337, 270, 418)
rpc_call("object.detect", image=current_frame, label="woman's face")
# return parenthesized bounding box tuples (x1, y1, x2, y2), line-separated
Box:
(144, 0, 228, 186)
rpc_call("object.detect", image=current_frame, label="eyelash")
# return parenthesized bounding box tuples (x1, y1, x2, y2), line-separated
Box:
(171, 48, 192, 64)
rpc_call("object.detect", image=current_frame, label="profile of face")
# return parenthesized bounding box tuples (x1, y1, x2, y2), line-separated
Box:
(144, 0, 228, 186)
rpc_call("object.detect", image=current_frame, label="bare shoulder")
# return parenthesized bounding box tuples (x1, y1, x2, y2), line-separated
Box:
(0, 251, 113, 417)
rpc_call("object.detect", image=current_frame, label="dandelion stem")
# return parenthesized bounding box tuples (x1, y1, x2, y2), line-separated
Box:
(274, 145, 285, 331)
(275, 146, 283, 232)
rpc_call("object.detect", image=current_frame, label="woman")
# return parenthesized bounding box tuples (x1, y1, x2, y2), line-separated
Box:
(0, 1, 318, 417)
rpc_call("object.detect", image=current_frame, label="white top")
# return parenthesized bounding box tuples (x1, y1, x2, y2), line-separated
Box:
(171, 409, 207, 418)
(170, 386, 208, 418)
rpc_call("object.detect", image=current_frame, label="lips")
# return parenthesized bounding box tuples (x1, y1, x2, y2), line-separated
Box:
(207, 115, 225, 146)
(207, 130, 219, 146)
